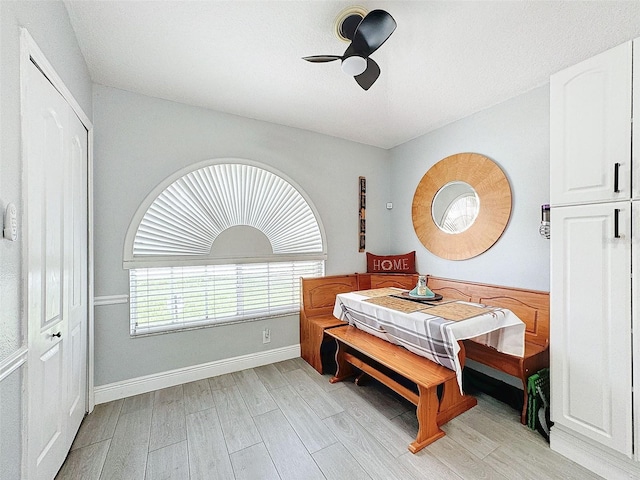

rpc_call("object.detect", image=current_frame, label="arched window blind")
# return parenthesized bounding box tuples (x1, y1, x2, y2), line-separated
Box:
(126, 161, 325, 335)
(441, 195, 479, 234)
(132, 163, 323, 258)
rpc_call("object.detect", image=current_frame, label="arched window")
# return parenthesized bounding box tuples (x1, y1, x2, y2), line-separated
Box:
(440, 194, 479, 233)
(124, 160, 326, 335)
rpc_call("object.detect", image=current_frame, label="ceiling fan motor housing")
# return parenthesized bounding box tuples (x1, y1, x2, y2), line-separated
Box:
(340, 13, 364, 41)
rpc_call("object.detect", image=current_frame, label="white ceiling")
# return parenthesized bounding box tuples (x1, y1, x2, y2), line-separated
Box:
(64, 1, 640, 149)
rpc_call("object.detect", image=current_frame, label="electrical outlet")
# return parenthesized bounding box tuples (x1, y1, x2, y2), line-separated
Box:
(262, 328, 271, 344)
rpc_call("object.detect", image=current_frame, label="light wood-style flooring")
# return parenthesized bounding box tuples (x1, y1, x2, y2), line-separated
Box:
(56, 357, 602, 480)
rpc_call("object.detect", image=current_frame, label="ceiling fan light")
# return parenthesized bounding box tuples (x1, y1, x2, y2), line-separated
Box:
(341, 56, 367, 76)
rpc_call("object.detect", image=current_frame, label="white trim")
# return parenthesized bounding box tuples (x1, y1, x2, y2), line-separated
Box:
(550, 425, 640, 479)
(20, 30, 92, 130)
(94, 344, 301, 404)
(94, 294, 129, 307)
(0, 347, 28, 383)
(125, 253, 327, 270)
(19, 29, 31, 480)
(87, 128, 95, 412)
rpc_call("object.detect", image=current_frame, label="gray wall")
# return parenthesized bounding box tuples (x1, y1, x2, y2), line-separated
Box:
(93, 85, 391, 386)
(389, 86, 550, 292)
(388, 86, 550, 387)
(0, 2, 92, 479)
(94, 84, 552, 389)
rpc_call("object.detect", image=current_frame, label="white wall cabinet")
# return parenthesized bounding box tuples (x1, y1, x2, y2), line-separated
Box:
(550, 203, 632, 454)
(550, 38, 640, 478)
(550, 41, 631, 206)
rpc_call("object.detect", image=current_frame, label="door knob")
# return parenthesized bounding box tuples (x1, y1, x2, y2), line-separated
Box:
(51, 332, 62, 338)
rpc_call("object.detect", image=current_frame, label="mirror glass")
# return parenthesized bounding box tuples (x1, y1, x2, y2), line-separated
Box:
(431, 181, 480, 234)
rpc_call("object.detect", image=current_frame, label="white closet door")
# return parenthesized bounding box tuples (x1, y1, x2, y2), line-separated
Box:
(25, 58, 88, 480)
(550, 41, 632, 206)
(64, 95, 89, 446)
(550, 202, 632, 456)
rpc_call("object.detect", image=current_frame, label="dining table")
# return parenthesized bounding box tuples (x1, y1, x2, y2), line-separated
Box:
(332, 287, 526, 391)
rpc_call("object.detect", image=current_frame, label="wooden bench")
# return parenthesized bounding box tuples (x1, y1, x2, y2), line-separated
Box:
(300, 273, 419, 374)
(356, 273, 419, 291)
(300, 275, 356, 374)
(326, 325, 477, 453)
(426, 276, 550, 424)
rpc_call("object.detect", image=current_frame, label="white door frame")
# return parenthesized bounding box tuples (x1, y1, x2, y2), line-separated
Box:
(19, 26, 95, 462)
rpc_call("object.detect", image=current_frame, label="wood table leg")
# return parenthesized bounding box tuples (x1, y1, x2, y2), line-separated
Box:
(409, 385, 445, 453)
(329, 341, 355, 384)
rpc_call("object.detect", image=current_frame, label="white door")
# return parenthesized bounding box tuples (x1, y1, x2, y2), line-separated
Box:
(25, 59, 88, 480)
(550, 41, 632, 207)
(550, 202, 632, 456)
(64, 92, 89, 445)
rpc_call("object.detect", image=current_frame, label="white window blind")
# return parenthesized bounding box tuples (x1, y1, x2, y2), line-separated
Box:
(132, 163, 323, 258)
(131, 260, 324, 335)
(126, 162, 326, 336)
(441, 195, 479, 233)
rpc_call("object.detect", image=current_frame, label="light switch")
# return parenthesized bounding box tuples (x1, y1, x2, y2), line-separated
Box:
(3, 203, 17, 241)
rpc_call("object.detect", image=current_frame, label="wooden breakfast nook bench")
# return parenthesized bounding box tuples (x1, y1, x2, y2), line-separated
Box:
(325, 325, 477, 453)
(300, 273, 418, 374)
(426, 276, 549, 424)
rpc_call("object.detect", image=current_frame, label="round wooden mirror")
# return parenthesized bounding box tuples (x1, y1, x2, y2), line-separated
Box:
(412, 153, 512, 260)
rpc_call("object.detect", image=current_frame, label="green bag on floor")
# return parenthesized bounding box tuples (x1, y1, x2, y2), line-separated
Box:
(527, 368, 550, 440)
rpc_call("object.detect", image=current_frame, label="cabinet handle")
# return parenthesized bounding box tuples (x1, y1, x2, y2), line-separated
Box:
(614, 163, 621, 193)
(614, 208, 621, 238)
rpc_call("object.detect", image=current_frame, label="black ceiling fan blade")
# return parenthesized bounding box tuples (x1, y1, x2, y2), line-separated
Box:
(302, 55, 341, 63)
(354, 58, 380, 90)
(351, 10, 396, 57)
(342, 43, 356, 59)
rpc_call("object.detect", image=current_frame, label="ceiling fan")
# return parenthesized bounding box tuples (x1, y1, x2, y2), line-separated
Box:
(303, 8, 396, 91)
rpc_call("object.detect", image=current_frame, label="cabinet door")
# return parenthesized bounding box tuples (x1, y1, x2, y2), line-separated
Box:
(633, 202, 640, 461)
(550, 41, 632, 206)
(633, 40, 640, 201)
(550, 202, 632, 456)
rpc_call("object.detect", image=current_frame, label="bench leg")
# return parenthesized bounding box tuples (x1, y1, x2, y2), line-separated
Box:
(329, 341, 355, 384)
(436, 378, 477, 426)
(409, 385, 446, 453)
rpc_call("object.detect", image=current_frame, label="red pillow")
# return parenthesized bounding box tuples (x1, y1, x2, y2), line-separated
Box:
(366, 251, 417, 274)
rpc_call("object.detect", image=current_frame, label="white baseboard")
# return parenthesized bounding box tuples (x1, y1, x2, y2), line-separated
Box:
(466, 359, 523, 390)
(94, 344, 300, 404)
(551, 424, 640, 479)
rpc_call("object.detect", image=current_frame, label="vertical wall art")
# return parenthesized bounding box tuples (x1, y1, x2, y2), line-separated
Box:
(359, 176, 366, 252)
